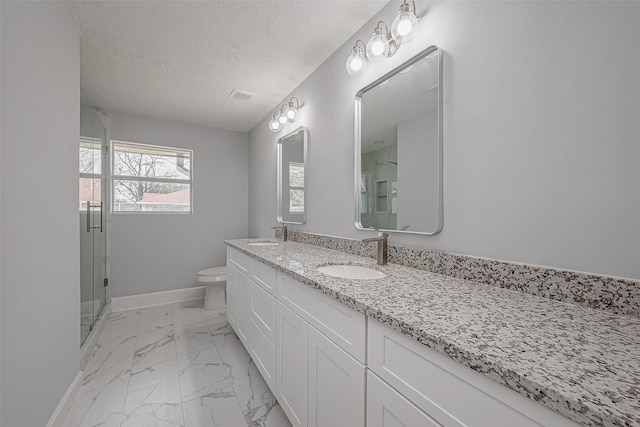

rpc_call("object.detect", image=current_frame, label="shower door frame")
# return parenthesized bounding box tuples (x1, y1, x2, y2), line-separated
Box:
(80, 97, 108, 346)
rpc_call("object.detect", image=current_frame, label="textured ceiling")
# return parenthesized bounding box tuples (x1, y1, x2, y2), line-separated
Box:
(68, 1, 389, 132)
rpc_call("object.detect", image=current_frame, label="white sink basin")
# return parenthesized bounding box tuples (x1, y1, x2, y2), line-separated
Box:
(317, 265, 386, 280)
(247, 240, 279, 246)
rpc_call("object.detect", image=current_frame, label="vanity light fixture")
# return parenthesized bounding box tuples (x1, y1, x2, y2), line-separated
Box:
(391, 0, 419, 44)
(366, 21, 398, 61)
(269, 113, 282, 133)
(268, 97, 302, 132)
(346, 40, 368, 76)
(284, 97, 300, 121)
(277, 106, 288, 125)
(345, 0, 419, 76)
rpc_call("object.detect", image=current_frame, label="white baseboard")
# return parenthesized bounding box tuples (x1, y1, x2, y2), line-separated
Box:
(111, 286, 206, 312)
(46, 371, 83, 427)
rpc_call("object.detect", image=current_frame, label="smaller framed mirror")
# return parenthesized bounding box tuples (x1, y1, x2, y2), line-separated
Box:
(277, 126, 308, 224)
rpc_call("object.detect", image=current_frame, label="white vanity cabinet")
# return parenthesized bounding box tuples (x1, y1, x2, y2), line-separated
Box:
(367, 319, 579, 427)
(227, 245, 579, 427)
(227, 248, 278, 392)
(276, 272, 367, 427)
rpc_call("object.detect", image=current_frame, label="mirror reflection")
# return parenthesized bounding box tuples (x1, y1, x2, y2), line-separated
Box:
(278, 126, 308, 224)
(356, 46, 442, 234)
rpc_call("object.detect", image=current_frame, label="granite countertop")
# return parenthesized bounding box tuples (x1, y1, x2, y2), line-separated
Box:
(225, 239, 640, 427)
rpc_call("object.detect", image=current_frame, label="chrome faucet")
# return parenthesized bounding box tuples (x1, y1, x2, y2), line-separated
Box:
(272, 224, 288, 241)
(362, 230, 389, 265)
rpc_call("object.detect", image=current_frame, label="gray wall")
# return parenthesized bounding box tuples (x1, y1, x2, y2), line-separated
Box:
(249, 1, 640, 280)
(397, 111, 439, 232)
(0, 2, 3, 422)
(1, 2, 80, 426)
(110, 111, 249, 298)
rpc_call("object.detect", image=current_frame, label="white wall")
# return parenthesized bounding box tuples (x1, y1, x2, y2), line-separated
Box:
(1, 2, 80, 426)
(249, 1, 640, 280)
(110, 111, 249, 298)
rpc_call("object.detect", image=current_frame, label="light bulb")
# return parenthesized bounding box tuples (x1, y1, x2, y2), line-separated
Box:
(391, 5, 418, 44)
(345, 45, 367, 76)
(269, 116, 281, 132)
(366, 30, 389, 61)
(285, 105, 297, 121)
(278, 111, 287, 125)
(371, 38, 385, 56)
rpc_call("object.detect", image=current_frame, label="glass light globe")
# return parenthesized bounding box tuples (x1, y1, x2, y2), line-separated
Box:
(285, 105, 298, 121)
(345, 51, 366, 76)
(366, 32, 389, 61)
(269, 117, 281, 132)
(277, 111, 287, 125)
(391, 11, 418, 44)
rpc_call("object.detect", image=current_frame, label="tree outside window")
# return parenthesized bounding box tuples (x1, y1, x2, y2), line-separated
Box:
(112, 141, 192, 213)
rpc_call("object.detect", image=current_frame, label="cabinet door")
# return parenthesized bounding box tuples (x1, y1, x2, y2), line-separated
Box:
(367, 371, 440, 427)
(308, 326, 365, 427)
(276, 301, 308, 427)
(226, 264, 240, 332)
(237, 271, 252, 350)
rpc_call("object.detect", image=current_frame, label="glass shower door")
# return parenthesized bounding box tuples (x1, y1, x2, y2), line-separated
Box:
(80, 92, 107, 346)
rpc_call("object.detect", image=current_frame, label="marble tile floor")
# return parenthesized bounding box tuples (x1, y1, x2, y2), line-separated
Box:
(63, 300, 292, 427)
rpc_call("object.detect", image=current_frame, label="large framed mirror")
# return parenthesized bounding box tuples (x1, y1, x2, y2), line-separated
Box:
(278, 126, 308, 224)
(355, 45, 443, 235)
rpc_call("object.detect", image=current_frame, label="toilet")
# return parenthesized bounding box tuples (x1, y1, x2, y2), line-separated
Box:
(197, 266, 227, 310)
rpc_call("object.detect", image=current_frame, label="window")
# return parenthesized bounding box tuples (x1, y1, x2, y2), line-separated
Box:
(111, 140, 192, 213)
(288, 161, 304, 213)
(79, 136, 103, 211)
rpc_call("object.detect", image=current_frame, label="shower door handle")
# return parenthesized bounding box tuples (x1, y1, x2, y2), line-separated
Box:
(96, 201, 103, 232)
(86, 202, 91, 233)
(86, 201, 104, 233)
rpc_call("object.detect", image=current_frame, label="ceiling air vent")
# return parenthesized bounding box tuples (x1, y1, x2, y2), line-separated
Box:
(229, 89, 255, 101)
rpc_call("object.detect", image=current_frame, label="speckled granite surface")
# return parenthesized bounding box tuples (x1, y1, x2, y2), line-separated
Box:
(227, 238, 640, 427)
(276, 230, 640, 317)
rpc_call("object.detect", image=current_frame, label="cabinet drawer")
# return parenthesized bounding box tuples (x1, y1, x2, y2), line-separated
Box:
(228, 247, 277, 296)
(250, 281, 276, 345)
(367, 370, 440, 427)
(227, 247, 252, 274)
(252, 260, 277, 296)
(368, 320, 578, 427)
(250, 318, 276, 393)
(277, 272, 366, 363)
